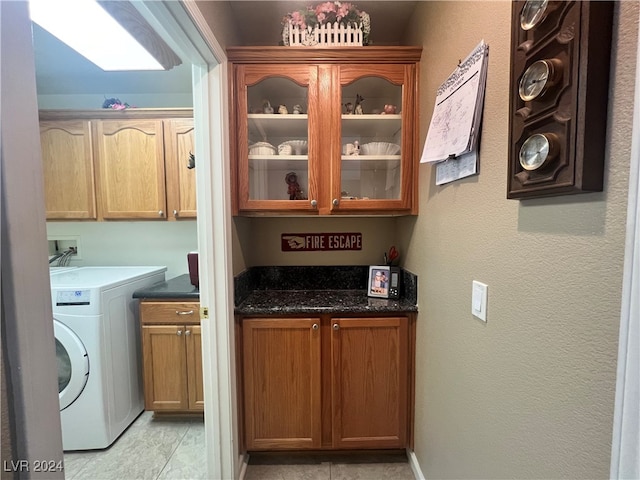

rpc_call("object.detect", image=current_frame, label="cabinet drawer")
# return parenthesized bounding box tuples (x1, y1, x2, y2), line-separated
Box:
(141, 302, 200, 324)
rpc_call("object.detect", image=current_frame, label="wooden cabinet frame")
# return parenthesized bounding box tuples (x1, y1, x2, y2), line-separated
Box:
(140, 300, 203, 413)
(39, 109, 194, 220)
(228, 47, 422, 216)
(239, 312, 416, 452)
(40, 120, 96, 220)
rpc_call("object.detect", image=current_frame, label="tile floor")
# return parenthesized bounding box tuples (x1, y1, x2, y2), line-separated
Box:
(63, 411, 207, 480)
(64, 412, 416, 480)
(244, 452, 416, 480)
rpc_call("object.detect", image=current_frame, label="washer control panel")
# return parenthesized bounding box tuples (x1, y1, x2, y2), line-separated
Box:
(56, 290, 91, 306)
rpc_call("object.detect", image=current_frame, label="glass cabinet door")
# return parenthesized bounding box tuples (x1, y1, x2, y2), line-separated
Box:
(237, 65, 318, 212)
(335, 65, 414, 212)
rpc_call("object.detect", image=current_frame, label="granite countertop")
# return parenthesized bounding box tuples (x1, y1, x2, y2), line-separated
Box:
(234, 266, 418, 316)
(132, 274, 199, 299)
(235, 289, 417, 315)
(133, 266, 418, 315)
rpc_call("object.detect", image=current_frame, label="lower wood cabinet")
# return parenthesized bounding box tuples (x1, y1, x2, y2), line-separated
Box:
(140, 301, 203, 413)
(241, 315, 412, 451)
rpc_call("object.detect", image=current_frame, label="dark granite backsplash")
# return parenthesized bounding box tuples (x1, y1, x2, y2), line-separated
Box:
(234, 266, 417, 306)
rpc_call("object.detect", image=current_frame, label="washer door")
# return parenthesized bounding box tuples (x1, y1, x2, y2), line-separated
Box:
(54, 320, 89, 411)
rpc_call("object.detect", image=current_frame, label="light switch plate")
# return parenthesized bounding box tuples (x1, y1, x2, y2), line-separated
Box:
(472, 280, 488, 322)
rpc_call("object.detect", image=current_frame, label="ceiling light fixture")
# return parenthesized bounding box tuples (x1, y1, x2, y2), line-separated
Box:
(29, 0, 165, 71)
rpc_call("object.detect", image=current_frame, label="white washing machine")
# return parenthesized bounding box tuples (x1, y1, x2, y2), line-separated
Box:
(51, 266, 167, 450)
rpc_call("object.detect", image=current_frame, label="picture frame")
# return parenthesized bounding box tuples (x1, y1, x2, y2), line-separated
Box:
(368, 265, 391, 298)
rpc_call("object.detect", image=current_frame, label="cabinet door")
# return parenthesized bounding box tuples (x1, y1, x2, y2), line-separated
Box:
(234, 65, 321, 214)
(331, 317, 408, 448)
(94, 119, 167, 219)
(243, 318, 322, 450)
(334, 64, 418, 214)
(40, 120, 96, 219)
(186, 325, 204, 411)
(142, 325, 188, 411)
(164, 119, 196, 219)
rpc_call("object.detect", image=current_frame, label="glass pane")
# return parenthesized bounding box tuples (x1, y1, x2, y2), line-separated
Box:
(56, 338, 72, 393)
(341, 77, 403, 201)
(247, 77, 309, 201)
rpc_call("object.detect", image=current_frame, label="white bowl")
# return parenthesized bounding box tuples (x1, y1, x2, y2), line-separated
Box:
(279, 140, 308, 155)
(249, 142, 276, 155)
(360, 142, 401, 156)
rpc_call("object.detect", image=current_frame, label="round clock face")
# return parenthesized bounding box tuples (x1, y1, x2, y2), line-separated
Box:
(519, 60, 552, 101)
(519, 133, 558, 171)
(520, 0, 549, 30)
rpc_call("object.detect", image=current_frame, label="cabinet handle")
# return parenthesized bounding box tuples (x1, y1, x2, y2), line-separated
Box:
(310, 199, 318, 208)
(332, 323, 340, 330)
(332, 198, 339, 206)
(176, 310, 194, 316)
(176, 330, 183, 336)
(312, 323, 319, 330)
(185, 330, 191, 336)
(158, 210, 164, 217)
(173, 209, 178, 217)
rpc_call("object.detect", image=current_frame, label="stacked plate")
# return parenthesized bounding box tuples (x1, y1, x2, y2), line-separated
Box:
(278, 140, 308, 155)
(360, 142, 401, 155)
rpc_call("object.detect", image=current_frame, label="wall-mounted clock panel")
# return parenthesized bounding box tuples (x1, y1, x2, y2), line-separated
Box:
(508, 1, 613, 199)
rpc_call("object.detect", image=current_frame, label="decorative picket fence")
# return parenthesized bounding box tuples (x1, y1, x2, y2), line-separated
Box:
(286, 21, 363, 47)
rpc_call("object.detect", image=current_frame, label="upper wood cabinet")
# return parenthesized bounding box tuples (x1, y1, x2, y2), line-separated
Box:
(94, 119, 167, 219)
(227, 47, 422, 216)
(39, 109, 194, 221)
(164, 119, 196, 219)
(40, 120, 97, 220)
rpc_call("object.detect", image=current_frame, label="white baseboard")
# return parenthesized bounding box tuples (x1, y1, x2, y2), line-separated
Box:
(407, 448, 425, 480)
(237, 453, 249, 480)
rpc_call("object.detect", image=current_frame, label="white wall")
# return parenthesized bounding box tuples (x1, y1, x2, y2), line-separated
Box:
(47, 221, 197, 279)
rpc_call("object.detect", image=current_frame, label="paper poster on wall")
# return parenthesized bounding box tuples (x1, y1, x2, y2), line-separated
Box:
(435, 151, 478, 185)
(421, 40, 489, 164)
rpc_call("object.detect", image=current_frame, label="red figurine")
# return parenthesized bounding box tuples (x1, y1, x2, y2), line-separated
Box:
(285, 172, 304, 200)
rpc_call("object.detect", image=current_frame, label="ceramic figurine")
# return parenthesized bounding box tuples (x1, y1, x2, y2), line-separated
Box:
(262, 100, 274, 114)
(383, 104, 397, 114)
(278, 104, 288, 114)
(354, 94, 364, 115)
(285, 171, 305, 200)
(344, 102, 354, 114)
(292, 104, 303, 114)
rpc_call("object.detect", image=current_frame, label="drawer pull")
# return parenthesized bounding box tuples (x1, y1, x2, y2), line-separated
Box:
(176, 310, 195, 316)
(333, 323, 340, 330)
(312, 323, 319, 330)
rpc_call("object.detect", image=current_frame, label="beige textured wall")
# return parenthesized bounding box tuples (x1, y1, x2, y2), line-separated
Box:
(400, 2, 637, 478)
(194, 1, 241, 49)
(234, 217, 398, 268)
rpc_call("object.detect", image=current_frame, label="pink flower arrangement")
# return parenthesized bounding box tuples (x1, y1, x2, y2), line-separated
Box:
(282, 1, 370, 45)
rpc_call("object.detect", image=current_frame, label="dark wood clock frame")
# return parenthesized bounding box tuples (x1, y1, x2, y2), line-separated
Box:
(507, 1, 614, 199)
